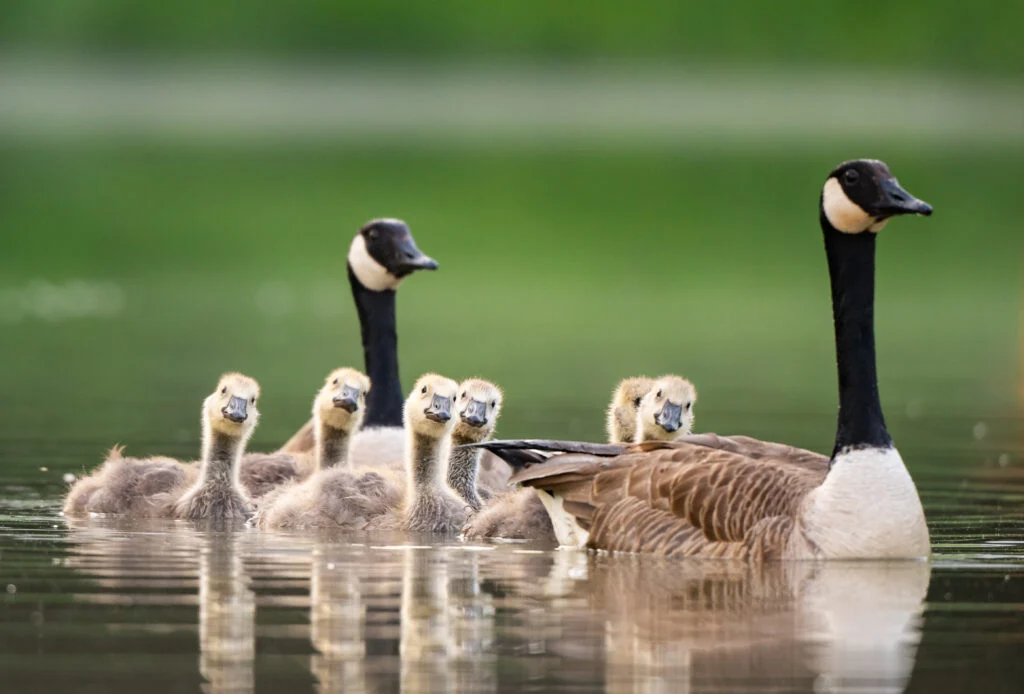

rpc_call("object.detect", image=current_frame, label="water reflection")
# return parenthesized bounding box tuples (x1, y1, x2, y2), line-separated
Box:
(309, 546, 369, 693)
(64, 519, 256, 693)
(198, 533, 255, 694)
(579, 559, 929, 694)
(58, 520, 931, 693)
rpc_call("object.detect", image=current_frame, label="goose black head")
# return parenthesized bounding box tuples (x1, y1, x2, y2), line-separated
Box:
(347, 218, 439, 292)
(821, 160, 932, 235)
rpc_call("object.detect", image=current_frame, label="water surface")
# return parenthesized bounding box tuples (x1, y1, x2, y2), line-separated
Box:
(2, 417, 1021, 694)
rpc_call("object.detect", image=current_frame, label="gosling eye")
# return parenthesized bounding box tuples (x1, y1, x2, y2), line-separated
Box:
(685, 402, 691, 411)
(221, 387, 227, 395)
(333, 378, 339, 386)
(656, 390, 663, 399)
(421, 386, 427, 394)
(490, 400, 496, 408)
(843, 168, 860, 186)
(461, 391, 467, 399)
(633, 396, 642, 408)
(251, 397, 257, 405)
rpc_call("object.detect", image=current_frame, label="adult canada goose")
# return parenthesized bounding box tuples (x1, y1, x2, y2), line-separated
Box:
(278, 218, 438, 463)
(447, 378, 504, 510)
(63, 373, 261, 521)
(462, 376, 676, 541)
(472, 159, 933, 560)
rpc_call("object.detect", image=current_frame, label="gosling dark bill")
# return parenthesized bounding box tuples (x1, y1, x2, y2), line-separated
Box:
(424, 394, 452, 423)
(461, 399, 488, 428)
(333, 384, 361, 413)
(222, 396, 248, 423)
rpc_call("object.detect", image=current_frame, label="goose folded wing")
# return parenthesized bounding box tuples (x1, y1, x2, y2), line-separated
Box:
(511, 443, 825, 546)
(675, 433, 829, 472)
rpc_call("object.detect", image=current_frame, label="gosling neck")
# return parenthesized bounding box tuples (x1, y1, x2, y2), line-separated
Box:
(314, 419, 353, 471)
(406, 429, 450, 499)
(199, 423, 247, 489)
(348, 265, 403, 428)
(821, 208, 893, 458)
(447, 430, 484, 510)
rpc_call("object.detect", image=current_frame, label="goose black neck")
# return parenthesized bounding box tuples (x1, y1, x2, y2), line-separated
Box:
(821, 210, 892, 456)
(348, 264, 403, 427)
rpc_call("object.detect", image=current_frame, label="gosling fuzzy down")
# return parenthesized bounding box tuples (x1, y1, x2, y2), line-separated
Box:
(369, 374, 469, 534)
(254, 369, 399, 530)
(63, 373, 261, 522)
(462, 376, 680, 542)
(447, 378, 504, 510)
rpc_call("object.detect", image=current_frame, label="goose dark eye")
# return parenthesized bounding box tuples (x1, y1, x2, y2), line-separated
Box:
(633, 397, 642, 408)
(367, 227, 378, 240)
(490, 400, 496, 408)
(685, 402, 691, 410)
(656, 390, 663, 399)
(844, 169, 860, 185)
(421, 386, 427, 394)
(221, 387, 227, 395)
(251, 397, 257, 404)
(461, 391, 467, 399)
(333, 378, 338, 386)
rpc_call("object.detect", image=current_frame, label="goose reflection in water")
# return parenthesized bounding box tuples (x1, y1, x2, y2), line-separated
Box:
(197, 533, 255, 694)
(63, 519, 257, 694)
(538, 555, 930, 694)
(60, 520, 931, 693)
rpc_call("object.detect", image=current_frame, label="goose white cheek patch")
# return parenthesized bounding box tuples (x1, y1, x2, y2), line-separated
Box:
(348, 235, 401, 291)
(822, 177, 881, 234)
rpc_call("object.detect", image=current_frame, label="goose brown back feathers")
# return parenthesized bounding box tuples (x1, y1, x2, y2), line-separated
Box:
(507, 436, 828, 559)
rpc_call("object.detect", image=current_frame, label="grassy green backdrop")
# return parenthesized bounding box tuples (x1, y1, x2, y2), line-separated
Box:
(0, 1, 1021, 75)
(0, 0, 1019, 480)
(1, 145, 1019, 479)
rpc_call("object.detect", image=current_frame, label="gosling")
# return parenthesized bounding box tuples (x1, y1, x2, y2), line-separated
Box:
(370, 374, 467, 534)
(447, 378, 504, 511)
(238, 368, 370, 498)
(254, 370, 396, 530)
(63, 373, 261, 521)
(171, 373, 262, 521)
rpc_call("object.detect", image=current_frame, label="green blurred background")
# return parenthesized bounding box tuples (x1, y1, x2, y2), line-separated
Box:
(0, 1, 1020, 478)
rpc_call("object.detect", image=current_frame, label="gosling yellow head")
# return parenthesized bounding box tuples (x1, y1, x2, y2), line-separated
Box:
(404, 373, 459, 439)
(314, 367, 371, 432)
(636, 375, 696, 442)
(204, 373, 261, 439)
(454, 378, 504, 443)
